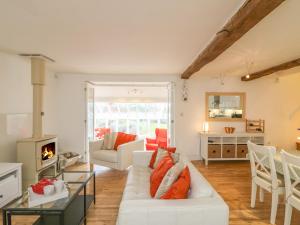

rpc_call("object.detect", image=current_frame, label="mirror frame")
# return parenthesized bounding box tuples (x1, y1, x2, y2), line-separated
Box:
(205, 92, 246, 122)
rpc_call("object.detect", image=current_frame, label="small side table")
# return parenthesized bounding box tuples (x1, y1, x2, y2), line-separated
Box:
(297, 142, 300, 150)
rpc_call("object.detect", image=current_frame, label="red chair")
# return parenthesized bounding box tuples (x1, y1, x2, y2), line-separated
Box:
(95, 127, 111, 139)
(146, 128, 169, 151)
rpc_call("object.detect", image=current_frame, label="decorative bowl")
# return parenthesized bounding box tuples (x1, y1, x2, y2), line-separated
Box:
(224, 127, 235, 134)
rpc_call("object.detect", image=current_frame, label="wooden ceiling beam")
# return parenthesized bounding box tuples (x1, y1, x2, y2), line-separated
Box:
(241, 58, 300, 81)
(181, 0, 285, 79)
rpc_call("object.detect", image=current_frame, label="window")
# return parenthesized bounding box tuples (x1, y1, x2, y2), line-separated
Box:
(94, 102, 168, 138)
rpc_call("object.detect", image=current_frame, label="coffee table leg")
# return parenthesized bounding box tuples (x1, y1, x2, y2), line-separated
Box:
(7, 212, 11, 225)
(84, 185, 86, 225)
(2, 209, 6, 225)
(59, 212, 64, 225)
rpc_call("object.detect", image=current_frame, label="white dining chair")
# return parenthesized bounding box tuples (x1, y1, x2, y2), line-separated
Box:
(281, 150, 300, 225)
(247, 141, 285, 224)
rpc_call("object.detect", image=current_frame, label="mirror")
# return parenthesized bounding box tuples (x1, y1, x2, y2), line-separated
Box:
(206, 92, 246, 121)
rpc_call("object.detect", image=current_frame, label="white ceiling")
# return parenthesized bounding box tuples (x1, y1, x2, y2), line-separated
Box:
(0, 0, 299, 78)
(0, 0, 244, 75)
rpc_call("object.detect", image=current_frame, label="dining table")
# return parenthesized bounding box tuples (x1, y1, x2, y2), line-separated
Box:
(273, 149, 300, 179)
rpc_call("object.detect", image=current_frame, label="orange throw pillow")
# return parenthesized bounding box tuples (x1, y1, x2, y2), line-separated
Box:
(160, 166, 191, 199)
(148, 147, 176, 169)
(150, 156, 174, 197)
(149, 150, 158, 169)
(114, 132, 136, 150)
(163, 147, 176, 153)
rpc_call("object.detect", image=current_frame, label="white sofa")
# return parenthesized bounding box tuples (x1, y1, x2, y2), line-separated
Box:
(89, 138, 144, 171)
(117, 151, 229, 225)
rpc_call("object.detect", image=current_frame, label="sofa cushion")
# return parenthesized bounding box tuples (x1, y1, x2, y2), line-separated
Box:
(161, 166, 191, 199)
(150, 156, 174, 197)
(154, 161, 185, 199)
(103, 132, 118, 150)
(149, 149, 180, 169)
(92, 150, 118, 163)
(153, 149, 169, 168)
(161, 146, 176, 153)
(122, 166, 152, 200)
(149, 150, 158, 169)
(114, 132, 136, 150)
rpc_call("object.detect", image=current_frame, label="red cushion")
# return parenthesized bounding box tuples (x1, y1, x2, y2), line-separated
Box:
(114, 132, 136, 150)
(150, 155, 174, 197)
(149, 150, 158, 169)
(160, 167, 191, 199)
(161, 146, 176, 153)
(148, 147, 177, 169)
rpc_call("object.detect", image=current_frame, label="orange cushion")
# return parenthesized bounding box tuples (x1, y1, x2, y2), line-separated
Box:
(162, 146, 176, 153)
(160, 166, 191, 199)
(148, 147, 176, 169)
(114, 132, 136, 150)
(149, 150, 158, 169)
(150, 156, 174, 197)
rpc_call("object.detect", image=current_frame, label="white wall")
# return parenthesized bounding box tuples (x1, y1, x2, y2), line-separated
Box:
(175, 73, 300, 159)
(52, 72, 300, 160)
(0, 52, 56, 162)
(0, 52, 32, 162)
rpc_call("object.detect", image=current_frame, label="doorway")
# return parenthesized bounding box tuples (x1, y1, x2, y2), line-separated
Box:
(85, 82, 175, 161)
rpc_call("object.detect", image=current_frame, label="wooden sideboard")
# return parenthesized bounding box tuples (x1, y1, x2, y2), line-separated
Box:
(200, 132, 265, 166)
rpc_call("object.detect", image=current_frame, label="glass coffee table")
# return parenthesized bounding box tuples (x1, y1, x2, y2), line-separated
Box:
(2, 171, 95, 225)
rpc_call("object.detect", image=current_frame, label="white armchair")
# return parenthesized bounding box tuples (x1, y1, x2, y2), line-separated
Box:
(89, 138, 144, 171)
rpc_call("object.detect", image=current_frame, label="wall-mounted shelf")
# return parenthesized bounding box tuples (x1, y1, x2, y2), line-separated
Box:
(246, 119, 265, 133)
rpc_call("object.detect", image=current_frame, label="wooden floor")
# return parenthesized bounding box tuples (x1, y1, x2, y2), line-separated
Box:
(1, 161, 300, 225)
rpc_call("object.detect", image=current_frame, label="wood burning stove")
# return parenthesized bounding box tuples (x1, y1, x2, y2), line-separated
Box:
(17, 56, 59, 189)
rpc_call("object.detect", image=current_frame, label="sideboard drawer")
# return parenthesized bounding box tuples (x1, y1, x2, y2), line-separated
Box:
(208, 145, 221, 158)
(237, 144, 248, 158)
(222, 145, 235, 158)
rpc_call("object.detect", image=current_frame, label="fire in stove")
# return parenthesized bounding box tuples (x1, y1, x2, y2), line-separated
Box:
(41, 142, 55, 160)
